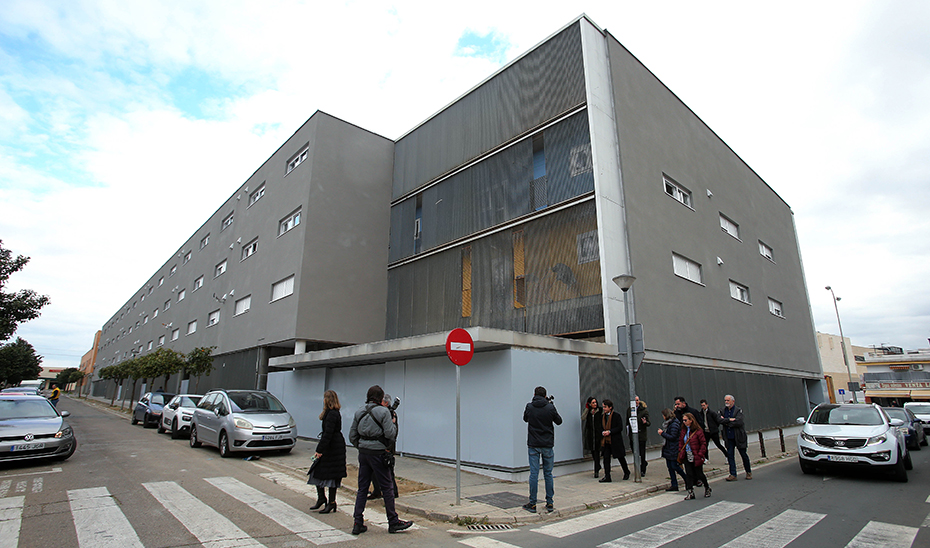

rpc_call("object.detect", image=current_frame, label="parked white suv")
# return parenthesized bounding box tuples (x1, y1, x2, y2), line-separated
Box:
(797, 403, 911, 482)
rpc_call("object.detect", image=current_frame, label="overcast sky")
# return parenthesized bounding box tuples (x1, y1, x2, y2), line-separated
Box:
(1, 1, 928, 373)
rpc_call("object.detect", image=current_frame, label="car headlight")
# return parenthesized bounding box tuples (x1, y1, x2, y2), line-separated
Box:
(866, 433, 887, 446)
(800, 432, 816, 443)
(55, 425, 73, 439)
(234, 417, 254, 430)
(288, 416, 296, 428)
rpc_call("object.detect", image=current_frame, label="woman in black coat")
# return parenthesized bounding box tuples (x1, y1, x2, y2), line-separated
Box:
(581, 396, 602, 478)
(308, 390, 348, 513)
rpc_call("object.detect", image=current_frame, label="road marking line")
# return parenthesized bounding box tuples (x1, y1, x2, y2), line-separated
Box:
(459, 536, 522, 547)
(143, 481, 265, 547)
(206, 476, 356, 545)
(68, 487, 144, 548)
(31, 478, 43, 493)
(597, 501, 753, 548)
(14, 481, 26, 493)
(0, 496, 25, 548)
(845, 521, 918, 547)
(258, 471, 420, 531)
(0, 467, 61, 480)
(0, 481, 9, 498)
(533, 494, 680, 538)
(720, 509, 826, 548)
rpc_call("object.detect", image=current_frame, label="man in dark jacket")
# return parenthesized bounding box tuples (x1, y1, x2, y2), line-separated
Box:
(522, 386, 562, 513)
(674, 396, 702, 428)
(369, 392, 399, 500)
(720, 394, 752, 481)
(348, 385, 413, 535)
(700, 398, 727, 458)
(600, 399, 630, 482)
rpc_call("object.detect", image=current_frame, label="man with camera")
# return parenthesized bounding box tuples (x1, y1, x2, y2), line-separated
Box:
(368, 392, 400, 500)
(522, 386, 562, 513)
(349, 385, 413, 535)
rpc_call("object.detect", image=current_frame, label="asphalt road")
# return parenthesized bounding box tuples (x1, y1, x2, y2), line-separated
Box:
(1, 397, 446, 548)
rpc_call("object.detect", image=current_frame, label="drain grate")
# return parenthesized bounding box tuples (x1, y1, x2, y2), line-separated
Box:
(467, 524, 514, 531)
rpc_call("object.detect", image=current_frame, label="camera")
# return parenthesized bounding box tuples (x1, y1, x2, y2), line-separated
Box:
(546, 394, 555, 402)
(390, 396, 401, 411)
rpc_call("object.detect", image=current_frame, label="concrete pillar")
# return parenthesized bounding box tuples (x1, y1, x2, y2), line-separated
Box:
(295, 340, 307, 354)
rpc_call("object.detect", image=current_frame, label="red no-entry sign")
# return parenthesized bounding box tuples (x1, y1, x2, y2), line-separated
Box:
(446, 328, 474, 366)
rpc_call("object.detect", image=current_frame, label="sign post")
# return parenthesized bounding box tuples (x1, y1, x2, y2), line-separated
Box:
(446, 328, 474, 505)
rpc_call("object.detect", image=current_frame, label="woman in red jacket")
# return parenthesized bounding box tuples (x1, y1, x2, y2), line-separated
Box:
(678, 413, 710, 500)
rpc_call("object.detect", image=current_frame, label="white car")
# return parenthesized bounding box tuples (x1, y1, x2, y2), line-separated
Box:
(798, 403, 911, 482)
(904, 402, 930, 434)
(159, 394, 203, 439)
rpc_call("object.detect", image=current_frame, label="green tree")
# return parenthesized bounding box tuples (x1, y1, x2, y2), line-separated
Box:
(0, 337, 43, 387)
(186, 346, 216, 392)
(0, 240, 50, 342)
(145, 348, 185, 391)
(99, 362, 131, 407)
(55, 367, 85, 391)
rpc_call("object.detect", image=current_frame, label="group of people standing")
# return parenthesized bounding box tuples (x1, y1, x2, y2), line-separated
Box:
(584, 393, 753, 501)
(304, 386, 413, 537)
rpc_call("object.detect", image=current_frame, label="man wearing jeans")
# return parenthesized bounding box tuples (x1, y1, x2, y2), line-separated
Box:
(522, 386, 562, 513)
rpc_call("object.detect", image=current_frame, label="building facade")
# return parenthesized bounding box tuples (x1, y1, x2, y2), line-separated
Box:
(92, 16, 823, 473)
(861, 346, 930, 404)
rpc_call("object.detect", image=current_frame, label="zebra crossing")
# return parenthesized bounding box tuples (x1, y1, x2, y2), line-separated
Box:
(460, 496, 922, 548)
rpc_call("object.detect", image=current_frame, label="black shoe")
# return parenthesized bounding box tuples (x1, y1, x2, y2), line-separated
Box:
(389, 520, 413, 533)
(704, 486, 712, 498)
(309, 498, 325, 511)
(622, 472, 631, 480)
(545, 503, 554, 513)
(598, 476, 611, 483)
(351, 523, 368, 535)
(319, 502, 337, 514)
(367, 492, 381, 500)
(665, 486, 679, 492)
(684, 489, 695, 500)
(594, 470, 599, 478)
(642, 464, 647, 475)
(522, 502, 537, 513)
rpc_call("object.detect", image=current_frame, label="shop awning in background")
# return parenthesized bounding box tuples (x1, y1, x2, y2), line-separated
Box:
(908, 390, 930, 399)
(865, 390, 911, 398)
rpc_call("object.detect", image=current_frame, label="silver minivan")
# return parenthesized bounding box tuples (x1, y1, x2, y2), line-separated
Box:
(189, 389, 297, 457)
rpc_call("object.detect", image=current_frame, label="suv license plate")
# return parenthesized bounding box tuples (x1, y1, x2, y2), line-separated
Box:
(12, 443, 45, 451)
(827, 454, 858, 463)
(262, 434, 284, 441)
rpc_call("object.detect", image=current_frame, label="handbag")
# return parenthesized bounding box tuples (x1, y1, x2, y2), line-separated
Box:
(306, 454, 319, 477)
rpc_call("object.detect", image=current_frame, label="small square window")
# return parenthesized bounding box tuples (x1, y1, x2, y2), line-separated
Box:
(759, 241, 774, 262)
(164, 300, 171, 311)
(222, 212, 234, 231)
(153, 308, 158, 318)
(672, 253, 703, 284)
(193, 276, 204, 291)
(720, 214, 740, 240)
(241, 238, 258, 261)
(286, 146, 309, 175)
(170, 265, 177, 277)
(178, 288, 186, 302)
(159, 276, 164, 286)
(187, 320, 197, 335)
(208, 309, 220, 326)
(769, 297, 785, 318)
(171, 329, 179, 341)
(249, 185, 265, 206)
(279, 209, 301, 236)
(215, 260, 227, 278)
(143, 315, 148, 324)
(271, 275, 295, 302)
(200, 234, 210, 249)
(663, 175, 693, 208)
(147, 340, 153, 350)
(234, 295, 251, 316)
(158, 335, 165, 346)
(729, 280, 751, 304)
(183, 251, 191, 264)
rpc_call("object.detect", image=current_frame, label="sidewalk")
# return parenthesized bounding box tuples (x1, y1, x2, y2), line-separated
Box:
(75, 394, 798, 526)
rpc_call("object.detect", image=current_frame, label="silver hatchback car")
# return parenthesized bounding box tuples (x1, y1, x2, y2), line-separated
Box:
(0, 394, 77, 463)
(189, 389, 297, 457)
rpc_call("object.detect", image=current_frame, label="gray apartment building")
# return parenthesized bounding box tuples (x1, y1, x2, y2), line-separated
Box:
(93, 15, 823, 475)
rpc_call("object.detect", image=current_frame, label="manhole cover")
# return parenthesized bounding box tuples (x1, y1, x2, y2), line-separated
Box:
(467, 492, 528, 509)
(467, 524, 514, 531)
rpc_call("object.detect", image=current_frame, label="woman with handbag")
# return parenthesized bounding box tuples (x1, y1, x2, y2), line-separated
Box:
(658, 408, 687, 491)
(308, 390, 348, 513)
(581, 396, 602, 478)
(678, 412, 710, 500)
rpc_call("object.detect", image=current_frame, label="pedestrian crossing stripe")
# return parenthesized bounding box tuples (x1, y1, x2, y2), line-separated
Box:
(719, 509, 825, 548)
(68, 487, 144, 548)
(459, 536, 522, 548)
(845, 521, 918, 548)
(533, 493, 680, 538)
(0, 496, 24, 548)
(597, 501, 752, 548)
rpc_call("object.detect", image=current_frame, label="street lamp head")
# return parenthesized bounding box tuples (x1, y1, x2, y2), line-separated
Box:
(612, 274, 636, 292)
(825, 286, 831, 291)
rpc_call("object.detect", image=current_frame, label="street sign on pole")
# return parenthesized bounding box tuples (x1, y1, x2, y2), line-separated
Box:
(446, 328, 473, 505)
(616, 324, 644, 373)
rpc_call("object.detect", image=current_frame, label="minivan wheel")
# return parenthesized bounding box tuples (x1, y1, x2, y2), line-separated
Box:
(190, 425, 202, 448)
(157, 420, 166, 434)
(219, 431, 231, 458)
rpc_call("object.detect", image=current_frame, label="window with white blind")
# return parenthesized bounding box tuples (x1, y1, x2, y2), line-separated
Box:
(158, 335, 165, 346)
(768, 298, 785, 318)
(729, 280, 751, 304)
(720, 214, 740, 240)
(171, 329, 179, 341)
(663, 174, 692, 208)
(170, 265, 177, 277)
(208, 309, 220, 326)
(234, 295, 251, 316)
(147, 340, 153, 350)
(187, 320, 197, 335)
(271, 275, 295, 302)
(672, 253, 703, 284)
(177, 288, 186, 302)
(164, 300, 171, 311)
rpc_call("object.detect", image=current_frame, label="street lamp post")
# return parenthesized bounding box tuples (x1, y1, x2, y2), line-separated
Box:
(612, 274, 641, 483)
(826, 286, 857, 403)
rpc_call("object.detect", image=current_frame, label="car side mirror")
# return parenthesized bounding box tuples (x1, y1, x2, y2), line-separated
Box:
(60, 411, 70, 417)
(796, 417, 806, 425)
(889, 418, 905, 427)
(170, 403, 179, 410)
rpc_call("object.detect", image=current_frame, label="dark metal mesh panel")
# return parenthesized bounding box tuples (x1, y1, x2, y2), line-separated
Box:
(393, 22, 586, 200)
(386, 202, 603, 339)
(579, 357, 811, 450)
(389, 111, 593, 264)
